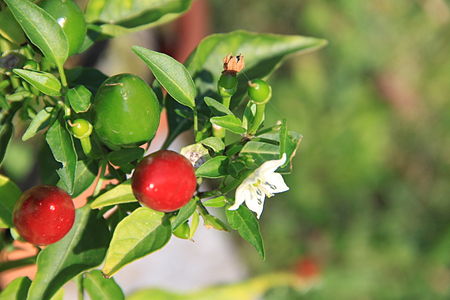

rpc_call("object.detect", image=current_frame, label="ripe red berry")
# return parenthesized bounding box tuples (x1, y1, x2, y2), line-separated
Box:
(13, 185, 75, 245)
(132, 150, 197, 212)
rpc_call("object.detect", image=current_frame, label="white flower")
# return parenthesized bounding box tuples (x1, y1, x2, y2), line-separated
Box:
(228, 154, 289, 218)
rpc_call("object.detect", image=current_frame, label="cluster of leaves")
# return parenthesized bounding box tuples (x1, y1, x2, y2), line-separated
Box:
(0, 0, 325, 298)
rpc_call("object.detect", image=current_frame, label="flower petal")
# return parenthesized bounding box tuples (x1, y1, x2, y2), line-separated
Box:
(229, 183, 252, 211)
(245, 185, 265, 219)
(255, 153, 287, 177)
(262, 172, 289, 194)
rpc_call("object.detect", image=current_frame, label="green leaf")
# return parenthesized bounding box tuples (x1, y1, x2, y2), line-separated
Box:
(22, 107, 54, 141)
(13, 69, 61, 96)
(46, 117, 78, 194)
(90, 180, 137, 209)
(85, 0, 192, 35)
(202, 214, 229, 231)
(107, 147, 144, 166)
(84, 270, 125, 300)
(210, 115, 246, 134)
(102, 207, 171, 277)
(243, 130, 302, 174)
(203, 97, 233, 116)
(195, 156, 228, 178)
(0, 104, 18, 164)
(71, 160, 98, 198)
(4, 0, 68, 69)
(0, 276, 31, 300)
(0, 174, 21, 228)
(185, 30, 327, 103)
(0, 8, 26, 44)
(203, 196, 227, 208)
(27, 206, 110, 300)
(50, 289, 64, 300)
(200, 137, 225, 152)
(164, 95, 193, 148)
(66, 85, 92, 113)
(171, 198, 197, 230)
(226, 206, 265, 259)
(132, 46, 196, 109)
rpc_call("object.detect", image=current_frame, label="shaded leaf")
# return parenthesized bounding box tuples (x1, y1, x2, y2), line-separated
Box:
(171, 198, 197, 230)
(226, 206, 265, 259)
(107, 148, 144, 166)
(71, 160, 98, 198)
(0, 276, 31, 300)
(84, 270, 125, 300)
(0, 174, 21, 228)
(202, 196, 227, 208)
(102, 207, 171, 277)
(195, 156, 228, 178)
(46, 117, 77, 194)
(22, 107, 54, 141)
(132, 46, 196, 108)
(27, 206, 110, 300)
(203, 97, 233, 116)
(66, 67, 108, 94)
(0, 8, 26, 44)
(90, 180, 137, 209)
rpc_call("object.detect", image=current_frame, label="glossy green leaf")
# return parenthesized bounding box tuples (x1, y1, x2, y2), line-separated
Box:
(46, 118, 78, 194)
(185, 30, 327, 103)
(226, 206, 265, 259)
(202, 196, 228, 208)
(171, 198, 197, 230)
(107, 148, 144, 166)
(13, 69, 61, 96)
(70, 160, 98, 198)
(66, 85, 92, 113)
(84, 270, 125, 300)
(203, 97, 233, 116)
(22, 107, 54, 141)
(0, 174, 21, 228)
(90, 180, 137, 209)
(0, 8, 26, 44)
(210, 115, 246, 134)
(195, 156, 228, 178)
(102, 207, 171, 277)
(27, 206, 110, 300)
(132, 46, 196, 109)
(0, 276, 31, 300)
(85, 0, 192, 35)
(200, 137, 225, 152)
(4, 0, 68, 69)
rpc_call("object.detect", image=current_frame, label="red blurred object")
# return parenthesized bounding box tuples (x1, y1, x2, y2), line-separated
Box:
(294, 256, 321, 279)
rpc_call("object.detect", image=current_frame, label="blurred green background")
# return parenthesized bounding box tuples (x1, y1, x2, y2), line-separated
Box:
(211, 0, 450, 299)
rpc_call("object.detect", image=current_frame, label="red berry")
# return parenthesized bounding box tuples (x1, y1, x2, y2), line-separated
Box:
(294, 257, 320, 279)
(13, 185, 75, 245)
(132, 150, 197, 212)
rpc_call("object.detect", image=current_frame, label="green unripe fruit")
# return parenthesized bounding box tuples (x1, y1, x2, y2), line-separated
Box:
(218, 73, 238, 97)
(248, 79, 272, 104)
(39, 0, 86, 56)
(93, 74, 160, 149)
(70, 119, 92, 139)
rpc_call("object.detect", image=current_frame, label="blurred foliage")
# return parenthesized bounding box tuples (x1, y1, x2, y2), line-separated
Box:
(212, 0, 450, 299)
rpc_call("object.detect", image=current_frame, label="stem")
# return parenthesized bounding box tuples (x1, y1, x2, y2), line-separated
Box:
(76, 274, 84, 300)
(193, 108, 199, 142)
(80, 137, 92, 157)
(222, 95, 231, 109)
(0, 255, 37, 272)
(57, 64, 68, 88)
(248, 103, 265, 135)
(92, 161, 107, 197)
